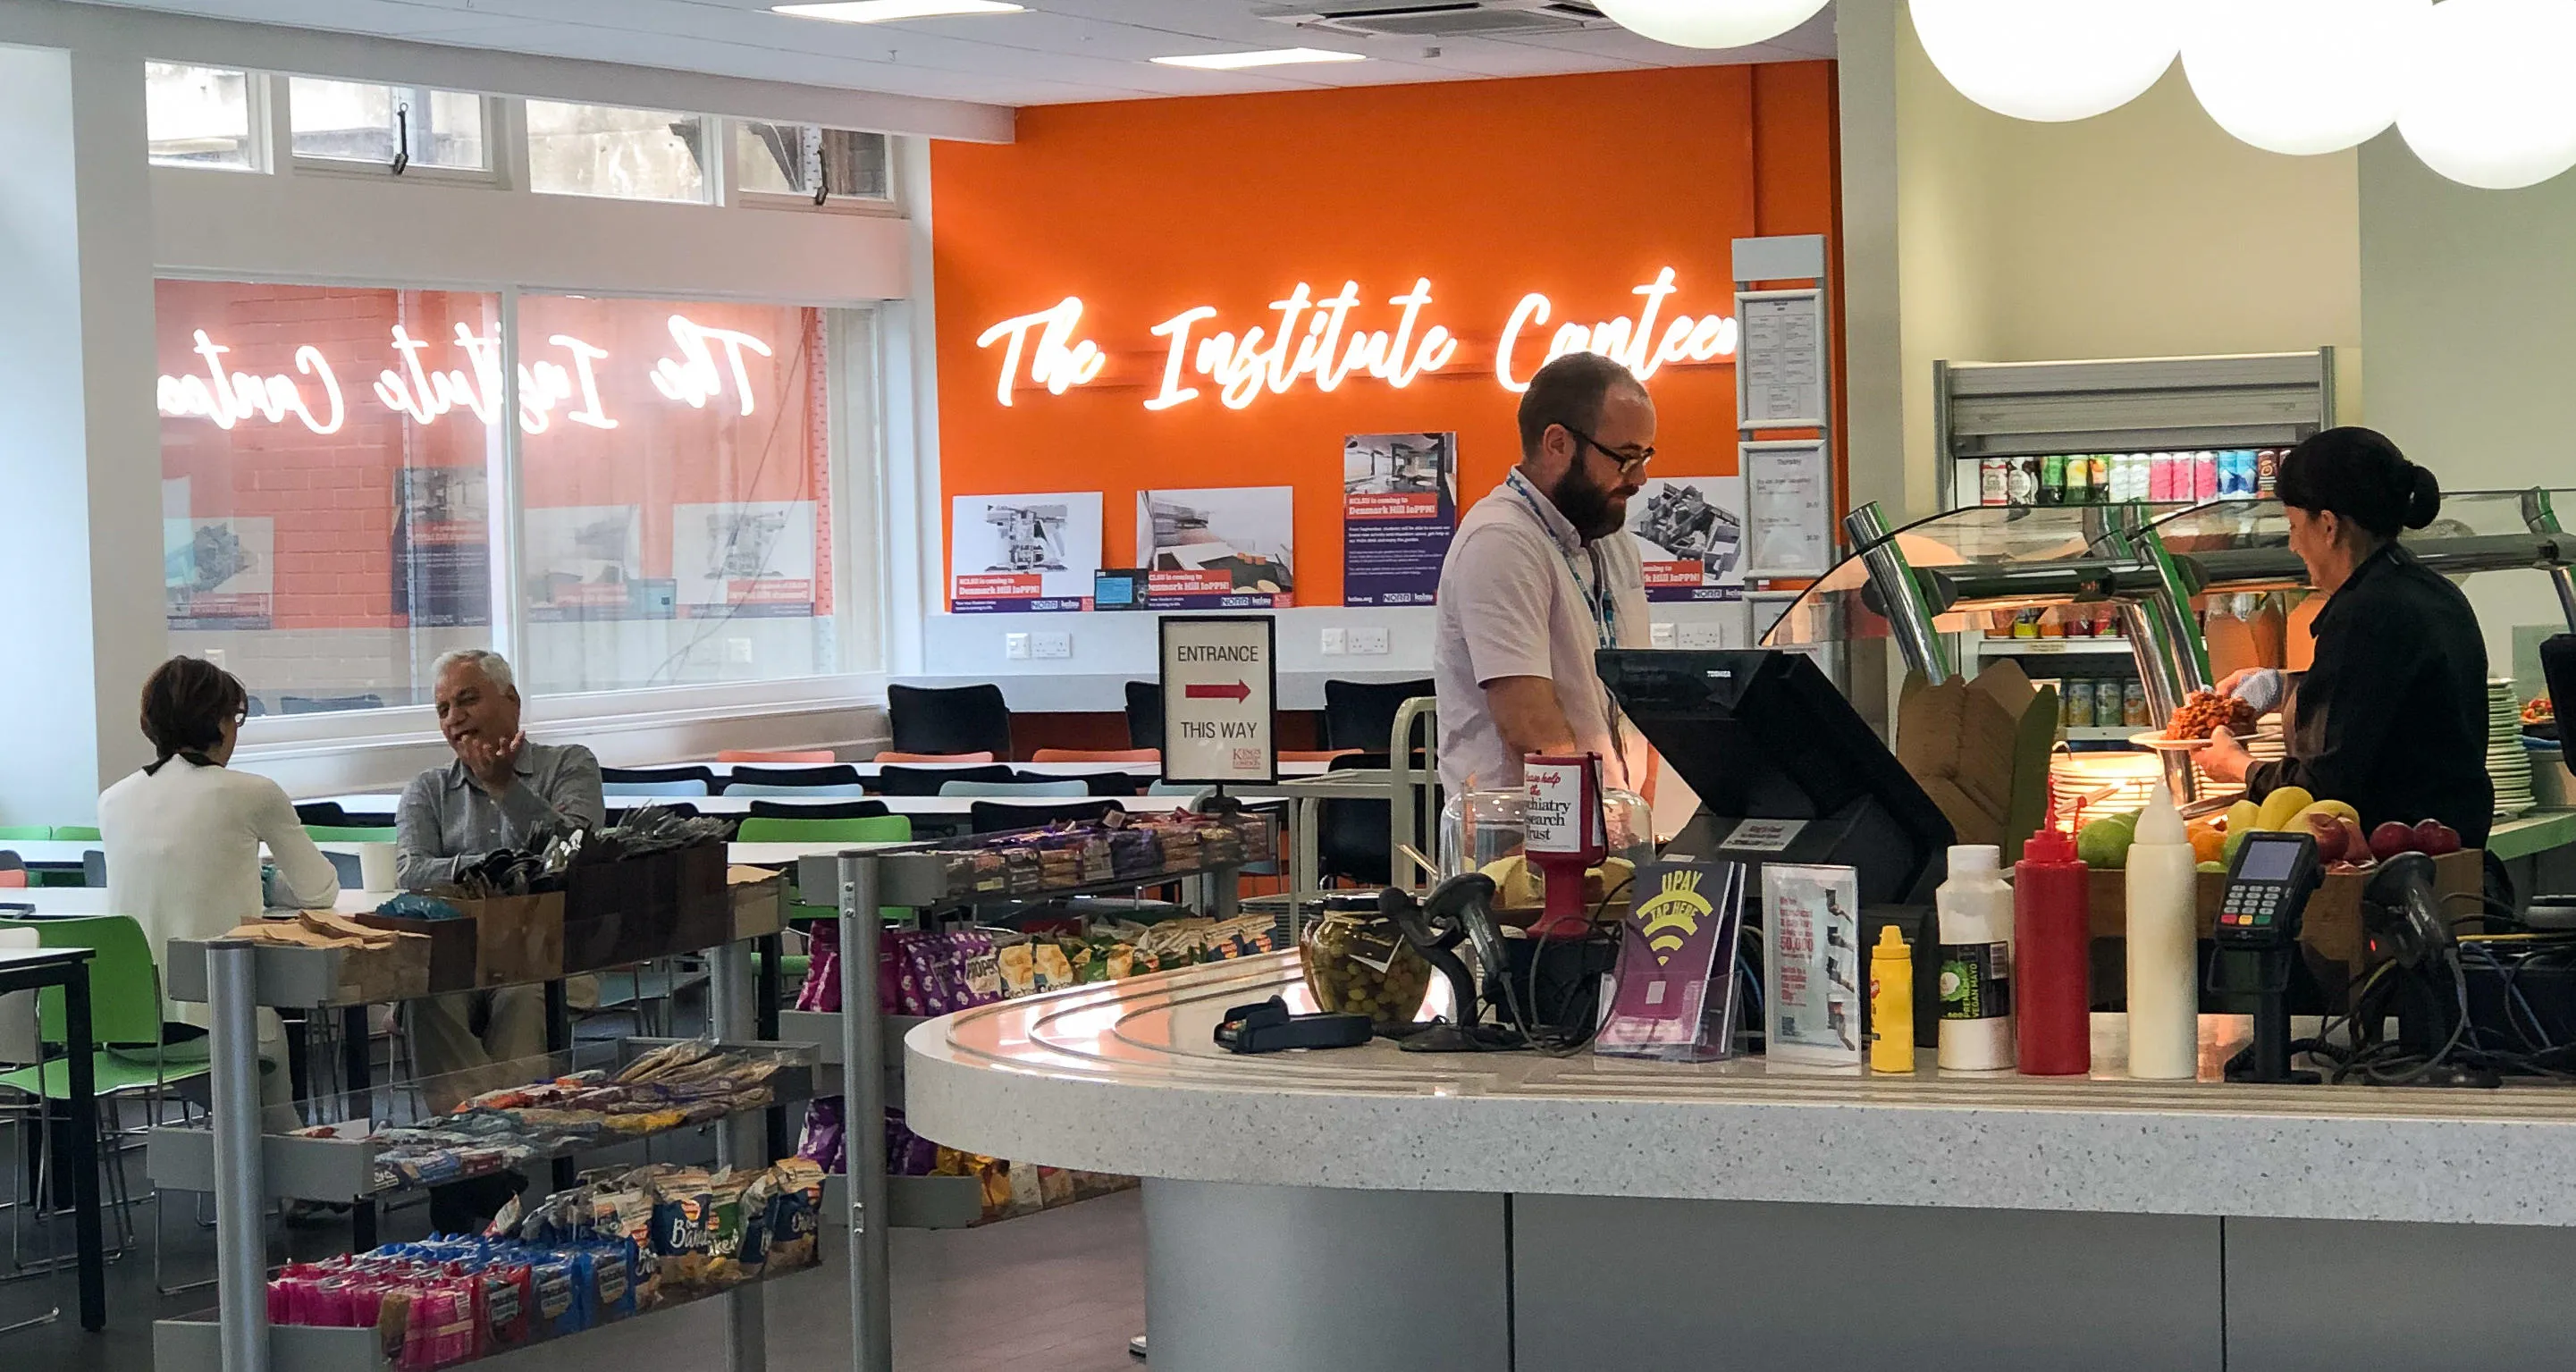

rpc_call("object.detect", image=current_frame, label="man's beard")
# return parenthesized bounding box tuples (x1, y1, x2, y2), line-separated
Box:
(1550, 464, 1629, 542)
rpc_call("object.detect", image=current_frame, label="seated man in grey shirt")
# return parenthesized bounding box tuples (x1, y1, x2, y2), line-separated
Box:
(398, 648, 602, 1106)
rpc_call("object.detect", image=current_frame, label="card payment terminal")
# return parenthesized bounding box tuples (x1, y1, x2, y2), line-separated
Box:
(2214, 829, 2326, 1083)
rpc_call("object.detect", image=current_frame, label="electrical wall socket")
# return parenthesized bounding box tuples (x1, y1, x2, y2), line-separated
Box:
(727, 637, 754, 664)
(1005, 633, 1031, 661)
(202, 649, 225, 669)
(1320, 627, 1349, 655)
(1350, 626, 1391, 656)
(1650, 622, 1677, 649)
(1031, 631, 1072, 660)
(1678, 623, 1729, 650)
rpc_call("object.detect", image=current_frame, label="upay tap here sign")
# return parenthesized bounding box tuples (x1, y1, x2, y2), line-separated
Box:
(1159, 616, 1278, 786)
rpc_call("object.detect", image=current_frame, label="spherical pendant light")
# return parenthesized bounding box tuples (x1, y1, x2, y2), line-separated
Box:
(1909, 0, 2180, 123)
(1595, 0, 1831, 49)
(2397, 0, 2576, 189)
(2181, 0, 2429, 156)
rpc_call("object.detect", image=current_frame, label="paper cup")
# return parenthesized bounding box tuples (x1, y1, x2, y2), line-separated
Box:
(357, 842, 398, 893)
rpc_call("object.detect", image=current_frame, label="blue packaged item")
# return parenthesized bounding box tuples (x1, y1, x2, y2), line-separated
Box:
(529, 1256, 581, 1340)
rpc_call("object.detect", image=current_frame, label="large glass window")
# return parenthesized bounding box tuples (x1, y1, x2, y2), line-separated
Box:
(734, 122, 890, 202)
(515, 296, 841, 694)
(147, 63, 258, 170)
(290, 78, 488, 171)
(526, 101, 710, 203)
(156, 280, 501, 713)
(154, 281, 867, 715)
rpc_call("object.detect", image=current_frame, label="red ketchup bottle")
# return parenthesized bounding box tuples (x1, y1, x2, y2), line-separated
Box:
(2014, 828, 2092, 1076)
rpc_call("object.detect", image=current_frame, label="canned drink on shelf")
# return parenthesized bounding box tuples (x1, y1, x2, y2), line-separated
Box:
(2088, 455, 2113, 503)
(2256, 448, 2281, 497)
(2063, 456, 2093, 506)
(1979, 458, 2011, 506)
(2038, 453, 2066, 506)
(2123, 681, 2151, 728)
(2010, 457, 2041, 506)
(2226, 449, 2261, 497)
(2193, 450, 2220, 501)
(2064, 679, 2094, 730)
(2096, 681, 2128, 729)
(2147, 451, 2175, 502)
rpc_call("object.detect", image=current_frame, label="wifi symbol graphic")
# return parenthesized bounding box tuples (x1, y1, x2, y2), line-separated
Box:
(1639, 899, 1705, 969)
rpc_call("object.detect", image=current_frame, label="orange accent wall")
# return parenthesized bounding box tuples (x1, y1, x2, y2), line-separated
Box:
(932, 63, 1843, 608)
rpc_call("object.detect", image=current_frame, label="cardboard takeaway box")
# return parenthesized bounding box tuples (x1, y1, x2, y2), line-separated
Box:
(2086, 847, 2484, 978)
(730, 865, 787, 941)
(358, 892, 565, 992)
(1897, 661, 2059, 864)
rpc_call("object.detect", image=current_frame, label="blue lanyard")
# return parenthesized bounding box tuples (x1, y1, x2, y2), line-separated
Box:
(1506, 470, 1617, 650)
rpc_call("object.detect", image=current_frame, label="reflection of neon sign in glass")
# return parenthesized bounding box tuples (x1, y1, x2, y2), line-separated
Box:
(158, 314, 774, 435)
(976, 268, 1735, 411)
(158, 332, 347, 435)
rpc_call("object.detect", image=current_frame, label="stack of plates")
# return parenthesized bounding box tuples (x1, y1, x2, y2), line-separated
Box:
(2491, 678, 2537, 820)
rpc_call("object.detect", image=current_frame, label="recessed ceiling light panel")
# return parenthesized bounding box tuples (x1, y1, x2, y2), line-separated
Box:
(773, 1, 1026, 22)
(1151, 46, 1370, 70)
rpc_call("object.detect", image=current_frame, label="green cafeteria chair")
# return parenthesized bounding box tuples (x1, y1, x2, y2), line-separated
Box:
(305, 826, 397, 843)
(47, 829, 100, 844)
(0, 914, 213, 1294)
(0, 829, 48, 844)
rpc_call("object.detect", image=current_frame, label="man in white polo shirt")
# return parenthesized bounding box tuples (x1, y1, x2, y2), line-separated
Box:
(1434, 351, 1656, 797)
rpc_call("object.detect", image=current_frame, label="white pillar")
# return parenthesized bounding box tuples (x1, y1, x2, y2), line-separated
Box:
(0, 45, 166, 825)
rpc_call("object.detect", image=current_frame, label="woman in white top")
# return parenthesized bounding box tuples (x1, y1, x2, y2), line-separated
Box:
(97, 658, 338, 1117)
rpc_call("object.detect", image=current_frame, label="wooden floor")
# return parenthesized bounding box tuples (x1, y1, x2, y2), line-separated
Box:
(0, 1174, 1147, 1372)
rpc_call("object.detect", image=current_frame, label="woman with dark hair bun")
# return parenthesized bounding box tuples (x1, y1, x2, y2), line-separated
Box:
(97, 657, 338, 1115)
(2201, 427, 2494, 848)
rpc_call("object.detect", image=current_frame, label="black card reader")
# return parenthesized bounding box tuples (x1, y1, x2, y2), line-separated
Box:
(2212, 829, 2326, 1083)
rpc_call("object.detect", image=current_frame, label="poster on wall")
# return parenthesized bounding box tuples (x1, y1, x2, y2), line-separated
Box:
(1742, 440, 1834, 577)
(524, 505, 653, 622)
(949, 492, 1104, 613)
(165, 516, 274, 630)
(1136, 486, 1296, 610)
(392, 467, 492, 628)
(674, 501, 817, 618)
(1626, 475, 1747, 602)
(1341, 432, 1458, 607)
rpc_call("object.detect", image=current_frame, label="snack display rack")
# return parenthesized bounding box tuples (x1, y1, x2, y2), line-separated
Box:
(147, 892, 804, 1372)
(796, 807, 1278, 1372)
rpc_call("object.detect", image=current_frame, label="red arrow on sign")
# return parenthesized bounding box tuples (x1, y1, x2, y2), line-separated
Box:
(1185, 681, 1251, 703)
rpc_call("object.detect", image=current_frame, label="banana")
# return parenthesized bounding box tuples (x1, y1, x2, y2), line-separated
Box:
(2256, 787, 2315, 832)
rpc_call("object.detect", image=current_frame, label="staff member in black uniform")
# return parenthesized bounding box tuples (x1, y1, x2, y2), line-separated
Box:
(2200, 427, 2494, 847)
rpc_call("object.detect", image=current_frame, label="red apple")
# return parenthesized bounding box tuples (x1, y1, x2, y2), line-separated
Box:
(2307, 812, 2348, 863)
(2338, 817, 2374, 865)
(2370, 821, 2418, 860)
(2417, 821, 2462, 856)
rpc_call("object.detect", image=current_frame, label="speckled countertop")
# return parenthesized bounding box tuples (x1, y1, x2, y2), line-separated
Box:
(905, 951, 2576, 1227)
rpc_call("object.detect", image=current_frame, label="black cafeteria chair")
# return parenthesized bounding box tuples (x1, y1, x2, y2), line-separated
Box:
(294, 802, 352, 828)
(1317, 751, 1394, 888)
(744, 799, 890, 821)
(888, 683, 1014, 759)
(1124, 680, 1163, 752)
(878, 763, 1014, 796)
(723, 763, 862, 791)
(1322, 678, 1435, 753)
(968, 799, 1124, 835)
(602, 765, 720, 788)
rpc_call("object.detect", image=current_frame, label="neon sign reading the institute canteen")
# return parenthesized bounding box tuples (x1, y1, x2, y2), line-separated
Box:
(975, 267, 1737, 411)
(157, 314, 776, 437)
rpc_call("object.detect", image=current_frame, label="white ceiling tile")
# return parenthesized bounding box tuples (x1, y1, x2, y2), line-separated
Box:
(69, 0, 1838, 106)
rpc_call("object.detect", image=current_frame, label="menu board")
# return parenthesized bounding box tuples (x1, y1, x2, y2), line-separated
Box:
(1741, 440, 1834, 577)
(1736, 289, 1827, 430)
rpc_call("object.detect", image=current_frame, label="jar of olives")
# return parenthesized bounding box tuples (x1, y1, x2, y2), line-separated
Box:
(1299, 897, 1433, 1030)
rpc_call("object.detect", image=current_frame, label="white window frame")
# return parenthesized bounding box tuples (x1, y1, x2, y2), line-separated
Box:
(153, 264, 889, 746)
(280, 74, 504, 187)
(146, 59, 274, 174)
(726, 120, 903, 217)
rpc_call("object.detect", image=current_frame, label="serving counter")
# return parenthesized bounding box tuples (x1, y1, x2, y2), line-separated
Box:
(909, 952, 2576, 1372)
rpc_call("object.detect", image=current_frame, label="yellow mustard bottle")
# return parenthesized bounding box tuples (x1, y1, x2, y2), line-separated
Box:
(1870, 925, 1915, 1074)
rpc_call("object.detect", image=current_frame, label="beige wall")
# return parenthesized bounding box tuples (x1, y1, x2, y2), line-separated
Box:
(1874, 9, 2365, 518)
(2357, 135, 2576, 682)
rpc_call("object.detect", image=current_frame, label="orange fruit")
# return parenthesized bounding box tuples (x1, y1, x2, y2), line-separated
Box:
(2187, 823, 2226, 864)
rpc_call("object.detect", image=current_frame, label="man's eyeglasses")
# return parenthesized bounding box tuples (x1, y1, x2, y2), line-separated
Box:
(1562, 425, 1654, 476)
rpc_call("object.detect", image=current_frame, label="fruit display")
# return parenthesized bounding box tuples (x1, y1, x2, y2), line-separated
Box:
(2075, 812, 2138, 869)
(2081, 785, 2406, 872)
(2369, 818, 2462, 860)
(2528, 695, 2556, 728)
(2167, 689, 2259, 741)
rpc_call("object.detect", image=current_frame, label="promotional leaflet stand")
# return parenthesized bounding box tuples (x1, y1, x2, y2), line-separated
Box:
(806, 810, 1278, 1372)
(147, 886, 816, 1372)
